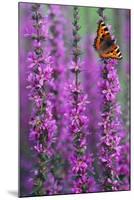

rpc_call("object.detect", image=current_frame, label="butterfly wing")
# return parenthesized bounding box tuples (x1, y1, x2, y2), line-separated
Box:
(94, 20, 110, 51)
(94, 20, 122, 60)
(101, 44, 122, 59)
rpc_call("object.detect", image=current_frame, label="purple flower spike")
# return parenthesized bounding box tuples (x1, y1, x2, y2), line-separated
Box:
(67, 6, 96, 193)
(26, 4, 57, 196)
(98, 58, 129, 191)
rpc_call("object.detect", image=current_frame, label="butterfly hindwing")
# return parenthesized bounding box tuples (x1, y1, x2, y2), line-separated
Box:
(101, 45, 122, 59)
(94, 20, 122, 60)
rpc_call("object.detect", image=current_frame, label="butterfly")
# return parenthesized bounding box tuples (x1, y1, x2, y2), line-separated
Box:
(94, 20, 122, 59)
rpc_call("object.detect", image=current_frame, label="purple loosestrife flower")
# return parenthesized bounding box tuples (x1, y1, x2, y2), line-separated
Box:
(98, 58, 123, 191)
(47, 5, 66, 139)
(67, 7, 96, 193)
(26, 4, 57, 195)
(47, 5, 68, 148)
(47, 5, 72, 194)
(83, 36, 102, 188)
(117, 141, 130, 190)
(43, 172, 63, 195)
(83, 36, 100, 136)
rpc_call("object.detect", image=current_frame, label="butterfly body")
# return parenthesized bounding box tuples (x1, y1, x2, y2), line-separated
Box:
(94, 20, 122, 60)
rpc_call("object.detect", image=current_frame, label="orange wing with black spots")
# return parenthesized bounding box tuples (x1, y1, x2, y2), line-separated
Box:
(94, 20, 122, 60)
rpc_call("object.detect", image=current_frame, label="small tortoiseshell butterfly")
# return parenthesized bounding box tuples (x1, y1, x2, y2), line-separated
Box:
(94, 20, 122, 59)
